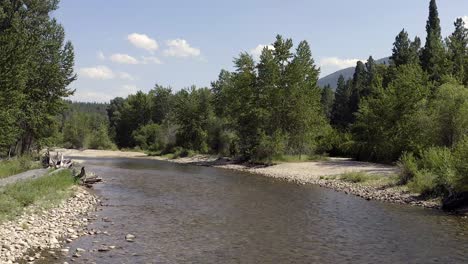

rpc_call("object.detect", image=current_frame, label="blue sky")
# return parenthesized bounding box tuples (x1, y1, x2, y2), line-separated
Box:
(54, 0, 468, 102)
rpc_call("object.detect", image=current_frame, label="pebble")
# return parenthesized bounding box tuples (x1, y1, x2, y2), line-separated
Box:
(0, 187, 98, 263)
(125, 234, 135, 242)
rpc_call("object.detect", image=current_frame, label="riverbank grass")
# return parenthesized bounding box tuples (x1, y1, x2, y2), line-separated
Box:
(0, 156, 41, 179)
(321, 172, 399, 188)
(0, 170, 75, 222)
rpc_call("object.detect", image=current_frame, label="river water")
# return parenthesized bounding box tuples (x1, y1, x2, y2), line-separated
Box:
(43, 157, 467, 264)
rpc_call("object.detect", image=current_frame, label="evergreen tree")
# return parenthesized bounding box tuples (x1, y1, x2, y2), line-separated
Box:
(331, 75, 353, 129)
(446, 18, 468, 84)
(321, 85, 335, 120)
(391, 29, 420, 66)
(420, 0, 447, 83)
(349, 61, 367, 117)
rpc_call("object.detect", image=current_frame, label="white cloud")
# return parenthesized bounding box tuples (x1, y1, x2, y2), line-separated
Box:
(142, 56, 163, 64)
(164, 39, 200, 58)
(79, 66, 115, 80)
(127, 33, 159, 52)
(118, 72, 135, 81)
(320, 57, 363, 69)
(110, 53, 139, 64)
(250, 44, 275, 58)
(97, 51, 105, 60)
(462, 16, 468, 28)
(319, 57, 364, 77)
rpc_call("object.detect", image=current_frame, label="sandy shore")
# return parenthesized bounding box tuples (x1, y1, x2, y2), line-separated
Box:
(0, 187, 99, 263)
(60, 149, 440, 209)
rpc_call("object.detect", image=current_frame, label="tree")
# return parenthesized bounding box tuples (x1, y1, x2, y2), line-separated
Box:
(321, 85, 335, 120)
(285, 40, 325, 156)
(331, 75, 353, 129)
(149, 84, 173, 124)
(391, 29, 421, 66)
(0, 3, 28, 155)
(430, 83, 468, 147)
(173, 87, 214, 152)
(446, 18, 468, 84)
(353, 64, 431, 162)
(349, 61, 367, 117)
(420, 0, 447, 83)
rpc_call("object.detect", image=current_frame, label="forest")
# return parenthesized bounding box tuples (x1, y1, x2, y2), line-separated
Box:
(0, 0, 467, 198)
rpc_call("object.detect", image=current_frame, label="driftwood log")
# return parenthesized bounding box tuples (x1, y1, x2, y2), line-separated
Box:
(74, 166, 102, 187)
(45, 150, 72, 169)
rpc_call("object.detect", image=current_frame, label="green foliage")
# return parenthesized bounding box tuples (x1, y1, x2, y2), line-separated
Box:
(397, 152, 419, 184)
(430, 83, 468, 147)
(0, 169, 75, 222)
(391, 29, 421, 66)
(132, 123, 165, 152)
(451, 136, 468, 192)
(88, 124, 116, 150)
(352, 64, 431, 162)
(320, 85, 335, 120)
(0, 0, 76, 156)
(340, 172, 374, 183)
(420, 0, 448, 83)
(400, 144, 468, 196)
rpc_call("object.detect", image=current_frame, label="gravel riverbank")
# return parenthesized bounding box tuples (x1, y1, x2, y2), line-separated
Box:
(0, 187, 99, 263)
(153, 155, 441, 209)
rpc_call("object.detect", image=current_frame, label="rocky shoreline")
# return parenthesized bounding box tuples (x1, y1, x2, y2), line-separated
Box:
(0, 187, 99, 263)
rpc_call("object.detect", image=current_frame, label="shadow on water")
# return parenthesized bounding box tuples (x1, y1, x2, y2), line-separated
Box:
(39, 157, 468, 264)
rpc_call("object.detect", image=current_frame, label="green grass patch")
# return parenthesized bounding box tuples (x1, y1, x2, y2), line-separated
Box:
(339, 171, 397, 185)
(0, 156, 41, 179)
(340, 172, 374, 183)
(0, 170, 76, 222)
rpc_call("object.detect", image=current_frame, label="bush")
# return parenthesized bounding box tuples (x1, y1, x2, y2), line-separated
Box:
(402, 147, 457, 196)
(451, 136, 468, 192)
(397, 152, 418, 184)
(252, 132, 286, 164)
(88, 124, 117, 150)
(408, 169, 439, 195)
(340, 172, 373, 183)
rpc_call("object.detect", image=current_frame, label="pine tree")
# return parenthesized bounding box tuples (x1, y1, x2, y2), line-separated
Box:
(420, 0, 447, 83)
(349, 61, 367, 117)
(331, 75, 353, 129)
(391, 29, 420, 66)
(321, 85, 335, 120)
(446, 18, 468, 84)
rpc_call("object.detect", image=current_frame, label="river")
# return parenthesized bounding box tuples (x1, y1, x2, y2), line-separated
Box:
(42, 157, 467, 263)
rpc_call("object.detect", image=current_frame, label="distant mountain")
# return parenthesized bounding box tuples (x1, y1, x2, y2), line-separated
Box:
(318, 57, 391, 89)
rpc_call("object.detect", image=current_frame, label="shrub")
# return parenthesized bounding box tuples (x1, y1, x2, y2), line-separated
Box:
(88, 124, 117, 150)
(340, 172, 372, 183)
(408, 169, 439, 195)
(451, 136, 468, 192)
(397, 152, 418, 184)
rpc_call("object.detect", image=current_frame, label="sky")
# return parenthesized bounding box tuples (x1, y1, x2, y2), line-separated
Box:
(53, 0, 468, 102)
